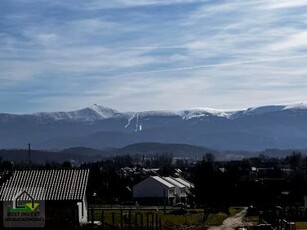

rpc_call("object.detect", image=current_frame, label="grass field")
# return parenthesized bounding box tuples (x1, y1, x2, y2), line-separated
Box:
(90, 207, 242, 228)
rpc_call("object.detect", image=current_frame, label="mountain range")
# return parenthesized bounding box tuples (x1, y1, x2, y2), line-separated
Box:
(1, 103, 307, 151)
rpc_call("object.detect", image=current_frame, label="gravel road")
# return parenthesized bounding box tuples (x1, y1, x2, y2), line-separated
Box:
(208, 208, 254, 230)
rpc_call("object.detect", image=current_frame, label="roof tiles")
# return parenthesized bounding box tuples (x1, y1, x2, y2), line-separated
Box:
(0, 169, 89, 201)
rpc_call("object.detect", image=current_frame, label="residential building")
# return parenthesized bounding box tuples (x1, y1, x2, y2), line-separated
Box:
(0, 169, 89, 228)
(163, 176, 187, 203)
(133, 176, 175, 205)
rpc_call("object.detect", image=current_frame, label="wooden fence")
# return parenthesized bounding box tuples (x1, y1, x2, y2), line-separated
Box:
(88, 208, 162, 229)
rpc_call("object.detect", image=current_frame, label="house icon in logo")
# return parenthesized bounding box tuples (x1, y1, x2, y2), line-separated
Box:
(11, 190, 39, 212)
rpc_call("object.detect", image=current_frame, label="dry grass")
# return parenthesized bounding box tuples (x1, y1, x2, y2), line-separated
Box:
(91, 207, 243, 228)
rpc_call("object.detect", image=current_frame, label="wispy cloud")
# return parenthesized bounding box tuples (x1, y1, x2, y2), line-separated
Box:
(264, 0, 307, 9)
(84, 0, 208, 9)
(268, 31, 307, 51)
(1, 0, 307, 113)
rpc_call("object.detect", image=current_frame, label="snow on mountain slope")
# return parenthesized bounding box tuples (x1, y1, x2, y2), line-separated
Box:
(124, 108, 232, 130)
(228, 105, 286, 118)
(3, 102, 307, 125)
(283, 102, 307, 110)
(180, 108, 232, 119)
(2, 102, 307, 150)
(33, 104, 123, 122)
(125, 107, 232, 121)
(3, 102, 307, 124)
(243, 105, 285, 115)
(229, 102, 307, 118)
(125, 103, 307, 121)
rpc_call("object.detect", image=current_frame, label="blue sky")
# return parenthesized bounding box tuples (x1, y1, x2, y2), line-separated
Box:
(1, 0, 307, 113)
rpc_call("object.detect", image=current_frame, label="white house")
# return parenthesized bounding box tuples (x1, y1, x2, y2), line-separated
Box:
(163, 177, 187, 203)
(133, 176, 175, 205)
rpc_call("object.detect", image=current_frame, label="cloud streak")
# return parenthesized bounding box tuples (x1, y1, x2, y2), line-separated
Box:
(1, 0, 307, 113)
(263, 0, 307, 9)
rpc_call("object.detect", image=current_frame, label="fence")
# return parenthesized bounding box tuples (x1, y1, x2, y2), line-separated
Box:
(88, 208, 163, 229)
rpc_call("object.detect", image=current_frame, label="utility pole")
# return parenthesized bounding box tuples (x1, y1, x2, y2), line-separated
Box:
(28, 143, 31, 166)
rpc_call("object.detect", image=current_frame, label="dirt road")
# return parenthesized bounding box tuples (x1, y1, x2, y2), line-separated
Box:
(208, 208, 252, 230)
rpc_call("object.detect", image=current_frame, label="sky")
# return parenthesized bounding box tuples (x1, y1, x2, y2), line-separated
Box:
(1, 0, 307, 113)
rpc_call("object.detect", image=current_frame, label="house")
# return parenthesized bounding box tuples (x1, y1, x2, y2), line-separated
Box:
(0, 169, 89, 228)
(163, 177, 187, 203)
(133, 176, 175, 205)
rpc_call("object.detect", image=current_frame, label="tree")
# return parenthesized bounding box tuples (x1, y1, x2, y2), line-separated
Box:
(204, 153, 215, 163)
(286, 151, 303, 171)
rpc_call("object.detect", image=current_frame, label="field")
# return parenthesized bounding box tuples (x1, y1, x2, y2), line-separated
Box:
(89, 207, 242, 229)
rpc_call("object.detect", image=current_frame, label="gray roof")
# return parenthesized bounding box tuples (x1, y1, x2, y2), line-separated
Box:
(0, 169, 89, 201)
(163, 177, 186, 188)
(151, 176, 175, 188)
(172, 177, 194, 188)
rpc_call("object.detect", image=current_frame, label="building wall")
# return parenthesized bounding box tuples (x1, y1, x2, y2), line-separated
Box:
(45, 201, 79, 227)
(78, 197, 88, 224)
(133, 177, 174, 198)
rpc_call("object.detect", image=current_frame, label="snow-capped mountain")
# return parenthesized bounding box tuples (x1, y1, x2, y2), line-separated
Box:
(1, 103, 307, 151)
(32, 104, 124, 122)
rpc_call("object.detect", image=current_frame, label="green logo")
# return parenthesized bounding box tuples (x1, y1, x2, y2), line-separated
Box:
(10, 191, 39, 213)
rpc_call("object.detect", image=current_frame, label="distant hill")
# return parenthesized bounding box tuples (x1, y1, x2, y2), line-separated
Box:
(61, 147, 105, 156)
(118, 142, 217, 158)
(0, 149, 103, 164)
(0, 143, 212, 164)
(0, 142, 304, 164)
